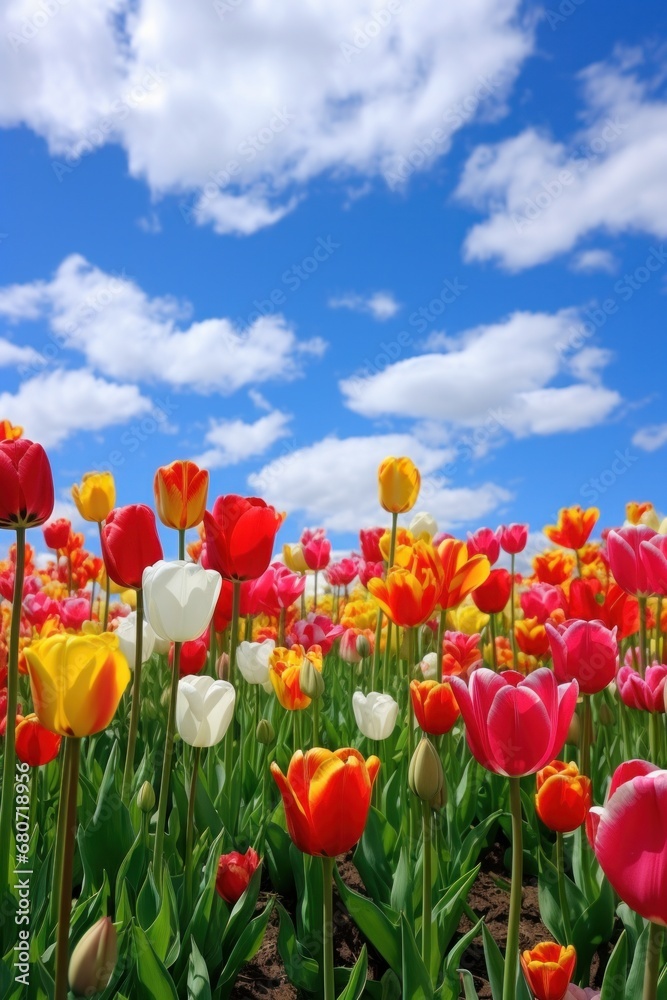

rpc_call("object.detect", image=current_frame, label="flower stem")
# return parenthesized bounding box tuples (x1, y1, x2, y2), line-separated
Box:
(503, 776, 523, 1000)
(54, 737, 81, 1000)
(510, 553, 517, 668)
(153, 640, 181, 875)
(421, 799, 432, 971)
(489, 614, 498, 672)
(224, 579, 241, 806)
(436, 608, 447, 683)
(556, 832, 573, 943)
(0, 526, 25, 898)
(99, 522, 110, 630)
(580, 694, 592, 778)
(183, 745, 201, 919)
(178, 528, 185, 562)
(381, 512, 399, 691)
(50, 741, 72, 928)
(322, 856, 335, 1000)
(643, 922, 664, 1000)
(638, 595, 648, 680)
(121, 587, 144, 804)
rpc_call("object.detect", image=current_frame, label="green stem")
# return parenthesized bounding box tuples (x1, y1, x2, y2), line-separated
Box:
(178, 528, 185, 562)
(489, 614, 498, 672)
(312, 697, 319, 748)
(436, 608, 447, 683)
(503, 777, 523, 1000)
(279, 607, 286, 647)
(639, 595, 648, 680)
(153, 641, 181, 875)
(224, 580, 241, 797)
(322, 856, 335, 1000)
(421, 799, 432, 970)
(649, 711, 660, 764)
(381, 512, 399, 692)
(0, 526, 25, 898)
(99, 522, 110, 630)
(54, 737, 81, 1000)
(510, 553, 518, 668)
(49, 741, 71, 928)
(643, 922, 664, 1000)
(556, 833, 573, 943)
(183, 745, 201, 919)
(121, 588, 144, 804)
(372, 610, 383, 691)
(580, 694, 592, 779)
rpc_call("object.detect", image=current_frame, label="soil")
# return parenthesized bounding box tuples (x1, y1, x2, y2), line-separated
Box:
(230, 838, 597, 999)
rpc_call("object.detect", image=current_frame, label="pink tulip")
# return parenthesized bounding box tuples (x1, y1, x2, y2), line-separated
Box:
(301, 528, 331, 571)
(565, 989, 600, 1000)
(587, 759, 667, 926)
(287, 613, 344, 654)
(466, 527, 501, 566)
(449, 668, 578, 777)
(606, 525, 656, 596)
(325, 558, 358, 588)
(359, 527, 384, 563)
(250, 562, 306, 614)
(22, 591, 60, 626)
(58, 597, 91, 630)
(357, 559, 384, 589)
(617, 663, 667, 713)
(639, 533, 667, 596)
(520, 583, 567, 624)
(500, 523, 528, 555)
(546, 619, 618, 695)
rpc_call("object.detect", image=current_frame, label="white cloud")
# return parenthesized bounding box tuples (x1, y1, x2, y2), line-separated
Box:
(248, 432, 510, 533)
(340, 309, 621, 436)
(457, 52, 667, 269)
(632, 424, 667, 452)
(194, 409, 292, 469)
(0, 338, 41, 367)
(0, 369, 152, 447)
(0, 254, 326, 393)
(571, 249, 618, 274)
(0, 1, 533, 234)
(328, 291, 400, 321)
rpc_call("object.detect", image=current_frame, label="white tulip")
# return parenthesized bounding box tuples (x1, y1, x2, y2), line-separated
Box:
(419, 652, 438, 679)
(176, 675, 236, 747)
(114, 612, 157, 667)
(409, 511, 438, 539)
(352, 690, 399, 740)
(142, 560, 221, 642)
(236, 639, 275, 688)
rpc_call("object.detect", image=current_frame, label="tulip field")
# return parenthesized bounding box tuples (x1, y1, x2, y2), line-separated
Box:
(1, 432, 667, 1000)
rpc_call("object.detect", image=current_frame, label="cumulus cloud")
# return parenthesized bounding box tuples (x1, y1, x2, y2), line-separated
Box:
(571, 249, 618, 274)
(340, 309, 621, 437)
(328, 291, 400, 320)
(1, 0, 532, 234)
(457, 51, 667, 269)
(194, 409, 292, 469)
(632, 424, 667, 452)
(0, 254, 326, 393)
(248, 432, 510, 533)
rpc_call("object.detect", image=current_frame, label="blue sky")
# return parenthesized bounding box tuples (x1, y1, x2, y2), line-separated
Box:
(1, 0, 666, 555)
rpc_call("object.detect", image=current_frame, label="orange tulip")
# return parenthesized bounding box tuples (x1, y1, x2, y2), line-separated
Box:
(154, 460, 209, 530)
(514, 617, 550, 658)
(520, 942, 576, 1000)
(0, 419, 23, 441)
(270, 747, 380, 856)
(544, 505, 599, 552)
(436, 539, 490, 610)
(269, 644, 321, 710)
(533, 550, 576, 585)
(410, 680, 459, 735)
(369, 543, 441, 628)
(626, 501, 660, 530)
(535, 760, 591, 833)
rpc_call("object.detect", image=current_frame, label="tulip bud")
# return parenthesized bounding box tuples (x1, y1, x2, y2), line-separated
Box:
(299, 658, 324, 700)
(216, 652, 230, 681)
(567, 711, 581, 747)
(598, 702, 614, 726)
(68, 916, 118, 995)
(160, 688, 171, 710)
(256, 719, 275, 745)
(356, 634, 372, 659)
(137, 781, 155, 813)
(408, 737, 444, 805)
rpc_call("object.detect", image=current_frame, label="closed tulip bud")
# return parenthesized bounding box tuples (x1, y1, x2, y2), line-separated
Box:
(409, 511, 438, 539)
(137, 781, 155, 813)
(256, 718, 275, 744)
(71, 471, 115, 524)
(409, 737, 444, 805)
(300, 657, 324, 700)
(0, 438, 54, 529)
(356, 634, 372, 659)
(68, 916, 118, 995)
(567, 711, 581, 747)
(352, 691, 399, 741)
(114, 611, 157, 667)
(520, 942, 576, 1000)
(161, 688, 171, 710)
(377, 456, 420, 514)
(143, 560, 222, 642)
(176, 676, 236, 747)
(154, 459, 209, 530)
(216, 652, 230, 680)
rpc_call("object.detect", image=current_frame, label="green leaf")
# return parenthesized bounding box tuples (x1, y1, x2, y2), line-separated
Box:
(458, 970, 480, 1000)
(337, 945, 368, 1000)
(187, 939, 212, 1000)
(432, 866, 479, 956)
(571, 874, 616, 981)
(221, 864, 262, 952)
(215, 899, 274, 1000)
(400, 912, 433, 1000)
(335, 868, 401, 977)
(147, 868, 180, 967)
(264, 822, 294, 897)
(275, 901, 320, 993)
(537, 847, 587, 943)
(391, 847, 411, 918)
(481, 923, 504, 1000)
(626, 923, 649, 1000)
(600, 931, 627, 1000)
(455, 812, 501, 877)
(133, 922, 178, 1000)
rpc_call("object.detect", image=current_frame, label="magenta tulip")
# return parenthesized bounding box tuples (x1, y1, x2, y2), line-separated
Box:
(546, 618, 618, 695)
(466, 526, 501, 566)
(617, 663, 667, 714)
(301, 528, 331, 571)
(588, 759, 667, 926)
(606, 525, 657, 596)
(250, 562, 306, 614)
(520, 583, 567, 624)
(499, 523, 528, 555)
(449, 668, 578, 777)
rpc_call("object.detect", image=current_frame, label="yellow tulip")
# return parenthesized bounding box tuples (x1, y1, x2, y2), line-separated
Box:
(72, 471, 116, 523)
(269, 644, 322, 710)
(24, 632, 130, 737)
(283, 543, 308, 573)
(378, 456, 421, 514)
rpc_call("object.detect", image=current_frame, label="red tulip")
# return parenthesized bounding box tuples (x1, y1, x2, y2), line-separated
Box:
(204, 495, 281, 581)
(43, 518, 71, 551)
(500, 523, 528, 555)
(170, 634, 208, 676)
(215, 847, 260, 904)
(606, 525, 656, 596)
(0, 439, 54, 529)
(472, 568, 512, 614)
(301, 529, 331, 571)
(359, 527, 384, 563)
(587, 759, 667, 926)
(15, 713, 61, 766)
(410, 680, 460, 735)
(546, 619, 618, 695)
(617, 663, 667, 713)
(449, 668, 578, 777)
(467, 527, 501, 565)
(101, 505, 163, 590)
(520, 583, 567, 624)
(250, 562, 306, 614)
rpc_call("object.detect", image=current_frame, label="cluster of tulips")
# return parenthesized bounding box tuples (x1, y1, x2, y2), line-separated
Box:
(0, 421, 666, 1000)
